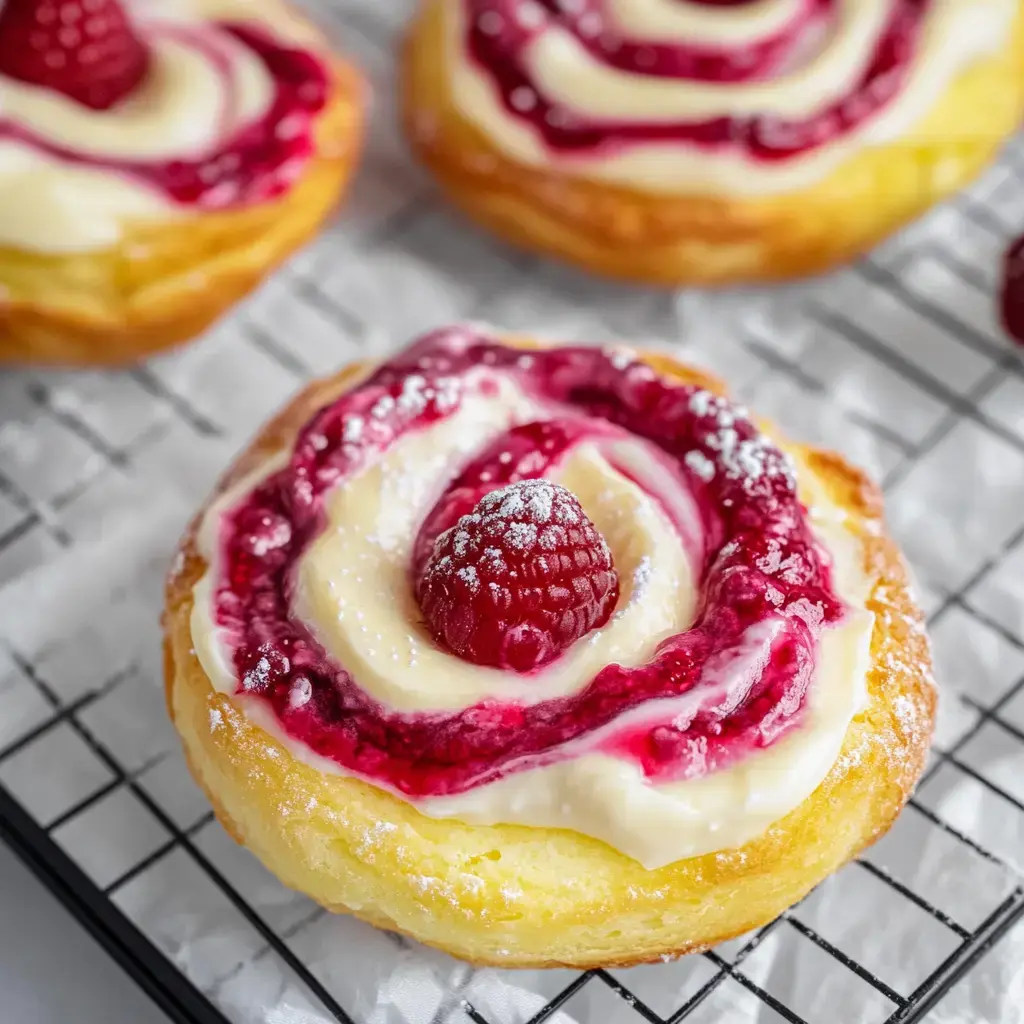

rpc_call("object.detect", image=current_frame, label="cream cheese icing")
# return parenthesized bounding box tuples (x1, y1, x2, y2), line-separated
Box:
(605, 0, 809, 44)
(444, 0, 1014, 194)
(190, 333, 877, 869)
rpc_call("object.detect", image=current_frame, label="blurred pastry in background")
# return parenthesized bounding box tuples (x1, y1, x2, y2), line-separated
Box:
(402, 0, 1024, 285)
(0, 0, 364, 366)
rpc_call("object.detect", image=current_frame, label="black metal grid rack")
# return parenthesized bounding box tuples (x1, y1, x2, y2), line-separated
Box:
(3, 2, 1024, 1022)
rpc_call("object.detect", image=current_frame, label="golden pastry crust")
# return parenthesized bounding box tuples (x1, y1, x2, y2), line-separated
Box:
(401, 0, 1024, 285)
(163, 340, 935, 968)
(0, 57, 364, 367)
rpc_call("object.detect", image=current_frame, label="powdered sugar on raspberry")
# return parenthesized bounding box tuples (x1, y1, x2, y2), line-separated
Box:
(483, 480, 574, 536)
(418, 479, 619, 671)
(506, 521, 538, 550)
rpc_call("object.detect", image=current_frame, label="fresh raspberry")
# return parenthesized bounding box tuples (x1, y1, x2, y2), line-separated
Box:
(1001, 235, 1024, 347)
(417, 479, 620, 672)
(0, 0, 150, 111)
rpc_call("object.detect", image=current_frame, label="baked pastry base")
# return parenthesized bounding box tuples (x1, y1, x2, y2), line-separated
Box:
(401, 0, 1024, 285)
(163, 341, 935, 968)
(0, 58, 364, 367)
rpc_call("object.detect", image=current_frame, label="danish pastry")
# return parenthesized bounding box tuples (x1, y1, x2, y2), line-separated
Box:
(402, 0, 1024, 285)
(164, 328, 935, 967)
(0, 0, 364, 366)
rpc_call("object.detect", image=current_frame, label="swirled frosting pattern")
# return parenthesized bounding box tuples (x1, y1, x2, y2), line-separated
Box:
(191, 329, 877, 868)
(0, 0, 333, 252)
(443, 0, 1014, 193)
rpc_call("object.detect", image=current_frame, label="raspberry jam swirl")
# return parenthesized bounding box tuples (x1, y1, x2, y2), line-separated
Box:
(443, 0, 1013, 192)
(0, 0, 333, 252)
(193, 328, 877, 867)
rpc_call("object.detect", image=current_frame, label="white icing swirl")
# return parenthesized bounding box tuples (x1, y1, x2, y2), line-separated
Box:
(531, 0, 890, 121)
(445, 0, 1014, 194)
(607, 0, 807, 44)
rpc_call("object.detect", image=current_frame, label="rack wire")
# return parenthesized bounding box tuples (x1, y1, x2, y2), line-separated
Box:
(2, 2, 1024, 1022)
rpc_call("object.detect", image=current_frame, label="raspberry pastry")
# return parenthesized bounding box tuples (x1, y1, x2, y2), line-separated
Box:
(164, 328, 935, 967)
(0, 0, 364, 366)
(402, 0, 1024, 284)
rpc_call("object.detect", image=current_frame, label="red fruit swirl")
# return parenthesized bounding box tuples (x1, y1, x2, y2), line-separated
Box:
(209, 329, 846, 797)
(464, 0, 929, 161)
(0, 22, 330, 209)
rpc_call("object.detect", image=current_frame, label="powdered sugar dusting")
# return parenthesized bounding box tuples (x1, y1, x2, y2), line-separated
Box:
(457, 565, 480, 591)
(288, 675, 312, 709)
(435, 480, 591, 573)
(688, 390, 796, 495)
(354, 820, 397, 861)
(688, 389, 717, 418)
(684, 449, 715, 482)
(605, 344, 637, 372)
(539, 526, 560, 551)
(370, 394, 395, 421)
(342, 416, 364, 443)
(496, 488, 525, 517)
(506, 521, 538, 549)
(243, 655, 273, 691)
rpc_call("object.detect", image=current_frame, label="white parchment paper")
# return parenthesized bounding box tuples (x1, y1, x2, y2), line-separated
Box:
(1, 1, 1024, 1021)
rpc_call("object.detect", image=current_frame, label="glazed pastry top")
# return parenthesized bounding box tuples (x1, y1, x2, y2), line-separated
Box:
(0, 0, 336, 253)
(190, 329, 876, 869)
(441, 0, 1015, 194)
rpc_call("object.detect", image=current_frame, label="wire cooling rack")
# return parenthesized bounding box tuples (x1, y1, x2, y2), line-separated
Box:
(4, 2, 1024, 1022)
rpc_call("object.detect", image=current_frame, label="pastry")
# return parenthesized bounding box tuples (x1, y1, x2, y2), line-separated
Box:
(0, 0, 364, 366)
(401, 0, 1024, 285)
(164, 327, 935, 967)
